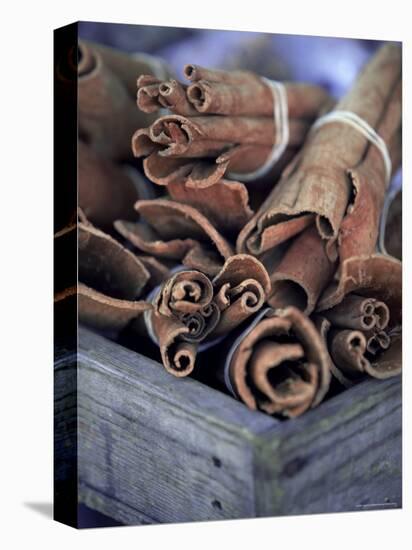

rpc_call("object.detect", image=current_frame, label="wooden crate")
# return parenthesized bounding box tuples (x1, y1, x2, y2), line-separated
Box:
(54, 325, 402, 527)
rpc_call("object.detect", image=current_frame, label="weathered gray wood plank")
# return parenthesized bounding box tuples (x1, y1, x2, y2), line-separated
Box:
(78, 326, 276, 524)
(58, 326, 402, 525)
(254, 376, 402, 515)
(54, 351, 78, 526)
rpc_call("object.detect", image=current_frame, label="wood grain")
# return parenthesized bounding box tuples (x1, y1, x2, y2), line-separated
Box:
(55, 325, 401, 526)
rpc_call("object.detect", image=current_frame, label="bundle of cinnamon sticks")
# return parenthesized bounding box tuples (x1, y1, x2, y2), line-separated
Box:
(61, 40, 402, 419)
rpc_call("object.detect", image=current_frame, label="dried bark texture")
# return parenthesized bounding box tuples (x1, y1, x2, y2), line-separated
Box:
(155, 270, 214, 316)
(314, 316, 355, 388)
(78, 283, 151, 332)
(237, 43, 401, 258)
(137, 65, 329, 117)
(133, 64, 331, 187)
(148, 270, 218, 377)
(186, 77, 330, 118)
(167, 179, 253, 236)
(337, 81, 401, 263)
(137, 76, 198, 116)
(267, 224, 336, 314)
(114, 199, 234, 276)
(315, 309, 400, 386)
(315, 254, 402, 385)
(132, 114, 305, 188)
(144, 255, 270, 376)
(78, 39, 170, 160)
(318, 254, 402, 328)
(322, 294, 389, 331)
(223, 307, 331, 417)
(211, 255, 271, 336)
(78, 140, 153, 230)
(77, 221, 152, 331)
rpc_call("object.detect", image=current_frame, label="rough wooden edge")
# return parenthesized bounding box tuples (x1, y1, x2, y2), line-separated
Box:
(78, 326, 278, 438)
(55, 326, 402, 525)
(253, 376, 402, 516)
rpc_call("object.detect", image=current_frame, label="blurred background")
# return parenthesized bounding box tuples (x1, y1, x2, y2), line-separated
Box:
(78, 22, 384, 99)
(79, 22, 401, 192)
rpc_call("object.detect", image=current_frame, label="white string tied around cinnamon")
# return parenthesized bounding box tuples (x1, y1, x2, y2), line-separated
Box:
(228, 78, 290, 182)
(311, 110, 392, 184)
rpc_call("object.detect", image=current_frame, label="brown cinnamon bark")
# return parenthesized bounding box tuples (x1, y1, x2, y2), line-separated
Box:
(78, 39, 170, 160)
(336, 81, 401, 263)
(77, 221, 152, 331)
(267, 224, 336, 314)
(155, 270, 214, 316)
(167, 179, 253, 236)
(132, 114, 307, 188)
(137, 76, 198, 116)
(318, 254, 402, 328)
(78, 283, 151, 332)
(138, 66, 330, 119)
(237, 44, 401, 258)
(150, 311, 199, 376)
(315, 254, 401, 384)
(187, 78, 331, 118)
(314, 316, 354, 388)
(54, 220, 152, 332)
(114, 199, 234, 276)
(78, 140, 153, 230)
(321, 294, 389, 331)
(144, 255, 270, 376)
(211, 255, 271, 336)
(146, 270, 219, 377)
(220, 307, 331, 417)
(133, 62, 331, 188)
(183, 64, 331, 117)
(328, 327, 398, 381)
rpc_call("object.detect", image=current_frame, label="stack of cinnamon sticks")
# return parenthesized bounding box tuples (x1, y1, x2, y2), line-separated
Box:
(59, 40, 402, 419)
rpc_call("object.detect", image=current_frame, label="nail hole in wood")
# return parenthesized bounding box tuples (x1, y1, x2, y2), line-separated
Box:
(283, 456, 307, 477)
(212, 500, 222, 510)
(212, 456, 221, 467)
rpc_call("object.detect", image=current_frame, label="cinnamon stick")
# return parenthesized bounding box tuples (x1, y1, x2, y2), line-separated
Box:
(211, 255, 271, 336)
(137, 76, 198, 116)
(318, 254, 401, 328)
(78, 39, 170, 160)
(76, 220, 152, 331)
(132, 113, 305, 188)
(78, 140, 153, 230)
(237, 43, 401, 258)
(337, 81, 401, 263)
(141, 64, 330, 118)
(315, 254, 401, 384)
(114, 199, 234, 276)
(267, 224, 336, 314)
(218, 307, 331, 417)
(134, 63, 331, 187)
(144, 255, 270, 376)
(167, 179, 253, 236)
(146, 269, 219, 376)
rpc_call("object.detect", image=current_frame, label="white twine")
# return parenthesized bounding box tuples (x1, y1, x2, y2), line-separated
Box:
(228, 78, 290, 182)
(311, 110, 392, 184)
(223, 307, 272, 397)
